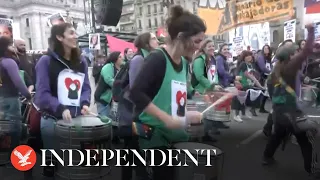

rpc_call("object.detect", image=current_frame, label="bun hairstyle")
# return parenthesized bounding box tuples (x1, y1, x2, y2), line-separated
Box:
(166, 5, 206, 41)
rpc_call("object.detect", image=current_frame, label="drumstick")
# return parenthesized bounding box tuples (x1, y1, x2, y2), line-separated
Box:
(89, 112, 98, 116)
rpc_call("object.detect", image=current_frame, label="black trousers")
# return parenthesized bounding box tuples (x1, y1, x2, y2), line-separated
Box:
(263, 113, 317, 173)
(263, 113, 273, 133)
(147, 146, 177, 180)
(121, 136, 149, 180)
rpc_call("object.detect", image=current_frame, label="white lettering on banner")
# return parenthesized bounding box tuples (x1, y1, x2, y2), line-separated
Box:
(40, 149, 217, 167)
(233, 36, 244, 56)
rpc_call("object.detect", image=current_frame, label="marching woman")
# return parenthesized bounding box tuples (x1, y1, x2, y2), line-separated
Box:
(262, 23, 320, 179)
(94, 51, 122, 117)
(191, 39, 222, 141)
(0, 36, 31, 158)
(129, 5, 205, 180)
(34, 23, 91, 177)
(94, 51, 123, 144)
(256, 45, 272, 113)
(216, 43, 234, 88)
(233, 51, 265, 122)
(119, 32, 158, 180)
(215, 43, 234, 128)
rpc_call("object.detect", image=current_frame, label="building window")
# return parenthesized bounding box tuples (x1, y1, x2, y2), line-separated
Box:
(139, 7, 142, 16)
(28, 38, 32, 49)
(138, 20, 142, 29)
(193, 2, 197, 13)
(147, 5, 151, 14)
(153, 4, 157, 13)
(154, 18, 158, 27)
(272, 30, 279, 43)
(148, 19, 151, 28)
(161, 16, 164, 26)
(26, 18, 29, 27)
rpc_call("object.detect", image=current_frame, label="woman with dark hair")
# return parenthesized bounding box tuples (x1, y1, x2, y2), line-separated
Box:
(94, 51, 123, 117)
(0, 36, 31, 160)
(232, 50, 264, 121)
(34, 23, 91, 177)
(92, 54, 106, 84)
(123, 48, 134, 63)
(262, 24, 319, 179)
(216, 43, 234, 88)
(256, 44, 272, 113)
(89, 34, 99, 50)
(119, 32, 158, 180)
(129, 5, 205, 180)
(191, 39, 222, 141)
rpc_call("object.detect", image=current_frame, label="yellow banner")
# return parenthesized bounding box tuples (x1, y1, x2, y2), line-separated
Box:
(198, 0, 294, 35)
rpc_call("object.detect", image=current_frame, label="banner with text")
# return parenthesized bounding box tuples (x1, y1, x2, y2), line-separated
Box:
(284, 19, 296, 42)
(198, 0, 294, 35)
(229, 22, 270, 51)
(233, 37, 244, 56)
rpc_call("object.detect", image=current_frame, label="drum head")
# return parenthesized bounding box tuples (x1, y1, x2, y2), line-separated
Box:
(173, 142, 222, 156)
(57, 115, 109, 127)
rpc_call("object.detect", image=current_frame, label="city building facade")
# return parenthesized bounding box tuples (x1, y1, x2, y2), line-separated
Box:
(0, 0, 89, 50)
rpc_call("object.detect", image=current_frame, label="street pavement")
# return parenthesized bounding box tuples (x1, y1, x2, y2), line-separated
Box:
(1, 68, 319, 180)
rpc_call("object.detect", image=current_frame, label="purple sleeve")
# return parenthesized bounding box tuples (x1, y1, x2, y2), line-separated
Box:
(34, 55, 65, 114)
(80, 57, 91, 108)
(216, 56, 231, 78)
(129, 55, 144, 88)
(1, 58, 31, 99)
(257, 55, 270, 73)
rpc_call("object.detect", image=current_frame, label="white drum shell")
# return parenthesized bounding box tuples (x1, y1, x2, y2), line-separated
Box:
(54, 115, 112, 180)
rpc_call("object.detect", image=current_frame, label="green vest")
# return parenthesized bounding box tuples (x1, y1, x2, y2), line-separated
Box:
(19, 70, 26, 85)
(139, 49, 189, 148)
(239, 63, 254, 88)
(271, 77, 296, 108)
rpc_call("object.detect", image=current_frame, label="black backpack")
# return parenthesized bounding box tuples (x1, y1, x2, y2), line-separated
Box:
(112, 61, 131, 102)
(94, 64, 117, 104)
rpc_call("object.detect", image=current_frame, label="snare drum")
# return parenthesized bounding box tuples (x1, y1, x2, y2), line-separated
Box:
(54, 115, 112, 180)
(204, 92, 232, 122)
(173, 142, 224, 180)
(301, 87, 318, 103)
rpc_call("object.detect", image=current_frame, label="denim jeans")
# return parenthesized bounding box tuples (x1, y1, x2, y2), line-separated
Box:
(96, 102, 110, 117)
(40, 117, 58, 150)
(0, 97, 22, 150)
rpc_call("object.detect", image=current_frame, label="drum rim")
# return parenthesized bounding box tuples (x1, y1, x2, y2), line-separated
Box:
(173, 142, 223, 156)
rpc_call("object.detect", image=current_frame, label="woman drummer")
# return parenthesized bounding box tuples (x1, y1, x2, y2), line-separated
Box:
(129, 5, 205, 180)
(34, 23, 91, 177)
(232, 50, 264, 122)
(262, 23, 319, 178)
(191, 39, 223, 142)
